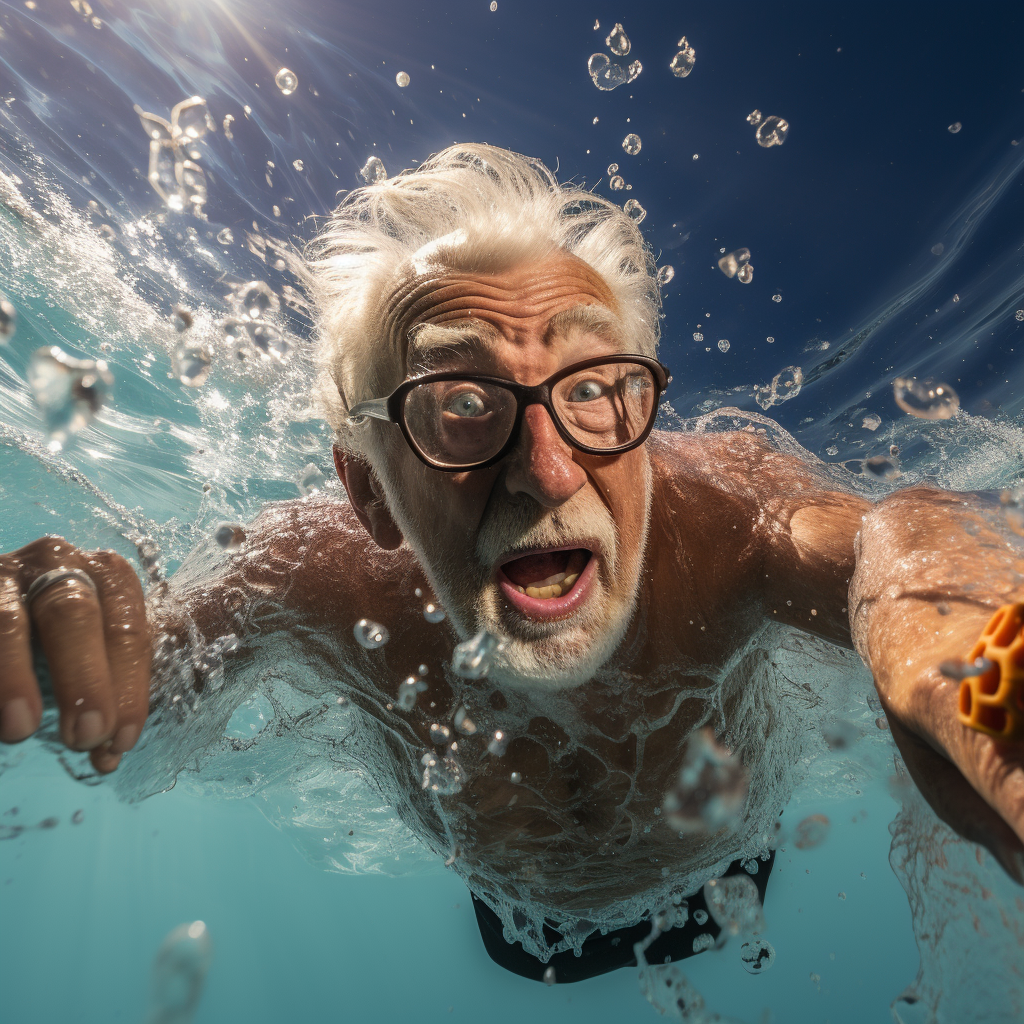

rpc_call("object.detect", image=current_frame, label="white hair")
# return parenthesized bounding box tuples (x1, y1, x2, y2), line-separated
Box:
(304, 143, 661, 446)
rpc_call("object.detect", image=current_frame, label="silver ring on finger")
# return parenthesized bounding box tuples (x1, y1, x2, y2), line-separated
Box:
(25, 567, 98, 605)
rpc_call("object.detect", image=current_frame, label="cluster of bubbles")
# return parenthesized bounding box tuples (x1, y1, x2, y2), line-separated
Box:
(754, 365, 804, 410)
(718, 247, 754, 284)
(27, 347, 114, 450)
(893, 377, 960, 419)
(135, 97, 216, 214)
(747, 109, 790, 148)
(662, 728, 749, 834)
(585, 22, 646, 91)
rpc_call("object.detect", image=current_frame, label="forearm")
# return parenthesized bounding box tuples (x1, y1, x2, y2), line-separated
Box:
(850, 486, 1024, 745)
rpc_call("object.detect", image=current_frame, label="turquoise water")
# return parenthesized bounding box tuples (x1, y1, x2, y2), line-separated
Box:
(2, 1, 1024, 1021)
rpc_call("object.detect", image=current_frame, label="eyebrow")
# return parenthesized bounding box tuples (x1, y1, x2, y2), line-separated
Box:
(544, 303, 625, 345)
(405, 320, 502, 372)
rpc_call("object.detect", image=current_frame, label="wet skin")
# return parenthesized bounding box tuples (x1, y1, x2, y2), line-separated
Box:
(2, 253, 1024, 898)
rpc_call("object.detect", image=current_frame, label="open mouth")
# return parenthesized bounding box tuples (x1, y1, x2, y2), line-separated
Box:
(496, 546, 596, 621)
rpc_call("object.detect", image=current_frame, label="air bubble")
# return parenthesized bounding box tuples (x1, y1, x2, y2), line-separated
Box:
(452, 631, 501, 679)
(663, 728, 748, 834)
(754, 365, 803, 410)
(454, 706, 478, 735)
(488, 730, 509, 756)
(623, 198, 646, 224)
(216, 228, 234, 245)
(670, 38, 696, 77)
(429, 723, 451, 745)
(736, 263, 754, 284)
(172, 343, 212, 387)
(794, 813, 830, 849)
(756, 115, 789, 148)
(718, 339, 730, 353)
(747, 110, 762, 126)
(622, 133, 641, 155)
(607, 162, 619, 175)
(717, 248, 751, 278)
(246, 322, 291, 363)
(213, 523, 246, 551)
(766, 336, 775, 344)
(422, 602, 446, 623)
(863, 455, 899, 481)
(238, 280, 279, 319)
(692, 933, 714, 953)
(297, 463, 326, 495)
(609, 175, 625, 190)
(28, 346, 114, 449)
(171, 97, 213, 142)
(354, 619, 389, 649)
(892, 377, 959, 420)
(275, 68, 298, 95)
(396, 71, 410, 87)
(938, 656, 994, 681)
(543, 966, 557, 986)
(0, 294, 16, 342)
(862, 414, 881, 431)
(421, 752, 463, 795)
(1015, 310, 1024, 322)
(605, 23, 630, 56)
(692, 332, 703, 342)
(740, 939, 776, 974)
(948, 121, 962, 134)
(147, 922, 212, 1024)
(704, 874, 764, 936)
(490, 0, 497, 9)
(627, 60, 642, 82)
(292, 159, 304, 171)
(772, 293, 782, 303)
(360, 156, 388, 184)
(931, 243, 944, 255)
(657, 265, 675, 286)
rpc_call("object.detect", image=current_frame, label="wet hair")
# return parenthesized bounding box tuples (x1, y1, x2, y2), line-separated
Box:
(304, 143, 661, 448)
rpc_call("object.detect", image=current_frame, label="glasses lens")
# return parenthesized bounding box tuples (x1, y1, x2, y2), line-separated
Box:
(402, 380, 518, 468)
(552, 362, 658, 449)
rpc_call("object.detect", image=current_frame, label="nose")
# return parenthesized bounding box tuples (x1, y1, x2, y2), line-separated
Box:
(503, 404, 587, 507)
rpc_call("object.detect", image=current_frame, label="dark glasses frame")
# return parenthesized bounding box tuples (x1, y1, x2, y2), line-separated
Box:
(347, 354, 671, 472)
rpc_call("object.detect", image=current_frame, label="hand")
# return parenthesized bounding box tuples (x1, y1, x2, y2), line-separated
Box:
(0, 536, 151, 773)
(880, 659, 1024, 885)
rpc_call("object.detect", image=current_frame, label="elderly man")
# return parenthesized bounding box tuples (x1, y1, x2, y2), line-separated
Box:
(1, 144, 1022, 982)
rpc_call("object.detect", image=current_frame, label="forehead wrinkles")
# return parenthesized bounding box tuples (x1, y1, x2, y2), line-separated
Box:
(380, 257, 619, 365)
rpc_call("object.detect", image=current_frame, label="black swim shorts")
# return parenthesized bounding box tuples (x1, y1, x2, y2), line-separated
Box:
(471, 850, 775, 984)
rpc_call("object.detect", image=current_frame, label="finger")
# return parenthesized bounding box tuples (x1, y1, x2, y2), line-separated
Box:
(889, 715, 1024, 884)
(89, 742, 122, 774)
(84, 550, 150, 754)
(30, 573, 117, 751)
(0, 568, 43, 742)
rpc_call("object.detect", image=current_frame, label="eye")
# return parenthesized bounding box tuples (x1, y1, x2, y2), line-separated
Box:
(446, 390, 487, 417)
(567, 378, 606, 402)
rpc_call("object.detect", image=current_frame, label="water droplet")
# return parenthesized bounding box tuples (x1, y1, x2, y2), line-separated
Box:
(1015, 309, 1024, 322)
(740, 939, 776, 974)
(622, 133, 641, 155)
(606, 162, 619, 175)
(938, 656, 994, 681)
(862, 414, 881, 431)
(27, 346, 114, 448)
(670, 38, 696, 78)
(588, 52, 628, 91)
(490, 0, 497, 9)
(826, 445, 838, 456)
(627, 60, 642, 82)
(717, 248, 750, 278)
(216, 228, 234, 245)
(657, 265, 675, 286)
(246, 322, 291, 363)
(892, 377, 959, 420)
(421, 751, 463, 794)
(0, 294, 16, 343)
(171, 96, 213, 141)
(605, 22, 630, 56)
(487, 729, 509, 756)
(736, 263, 754, 284)
(692, 331, 703, 342)
(297, 463, 326, 495)
(747, 109, 763, 126)
(772, 293, 783, 303)
(275, 68, 298, 95)
(213, 523, 246, 551)
(609, 175, 625, 190)
(147, 922, 213, 1024)
(423, 602, 446, 623)
(452, 631, 501, 679)
(395, 71, 410, 87)
(292, 159, 304, 172)
(623, 198, 646, 223)
(717, 339, 730, 353)
(931, 243, 944, 255)
(543, 966, 557, 986)
(766, 336, 775, 343)
(754, 365, 803, 410)
(238, 280, 279, 319)
(663, 728, 748, 834)
(360, 155, 388, 184)
(172, 343, 211, 387)
(948, 121, 962, 134)
(863, 455, 899, 481)
(454, 706, 478, 735)
(756, 115, 790, 148)
(354, 619, 389, 650)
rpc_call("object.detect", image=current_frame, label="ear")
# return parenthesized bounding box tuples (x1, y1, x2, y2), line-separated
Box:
(333, 445, 404, 551)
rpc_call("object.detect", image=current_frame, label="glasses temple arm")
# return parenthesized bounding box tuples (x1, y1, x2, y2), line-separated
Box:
(347, 398, 393, 423)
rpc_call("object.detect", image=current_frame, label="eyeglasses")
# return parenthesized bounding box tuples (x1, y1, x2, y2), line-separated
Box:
(347, 354, 671, 472)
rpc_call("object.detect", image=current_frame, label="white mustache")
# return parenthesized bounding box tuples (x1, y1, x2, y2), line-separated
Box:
(475, 490, 618, 573)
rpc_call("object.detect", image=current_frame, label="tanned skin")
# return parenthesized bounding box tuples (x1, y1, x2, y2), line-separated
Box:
(1, 252, 1022, 905)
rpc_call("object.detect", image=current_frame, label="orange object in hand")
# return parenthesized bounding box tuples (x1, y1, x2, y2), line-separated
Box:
(957, 603, 1024, 741)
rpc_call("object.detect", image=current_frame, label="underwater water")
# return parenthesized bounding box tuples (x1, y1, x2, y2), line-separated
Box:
(1, 1, 1024, 1021)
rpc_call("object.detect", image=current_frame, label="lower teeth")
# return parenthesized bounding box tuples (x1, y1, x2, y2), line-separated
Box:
(523, 572, 579, 600)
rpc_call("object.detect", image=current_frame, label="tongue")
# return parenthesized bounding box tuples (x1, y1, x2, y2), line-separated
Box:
(502, 550, 571, 587)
